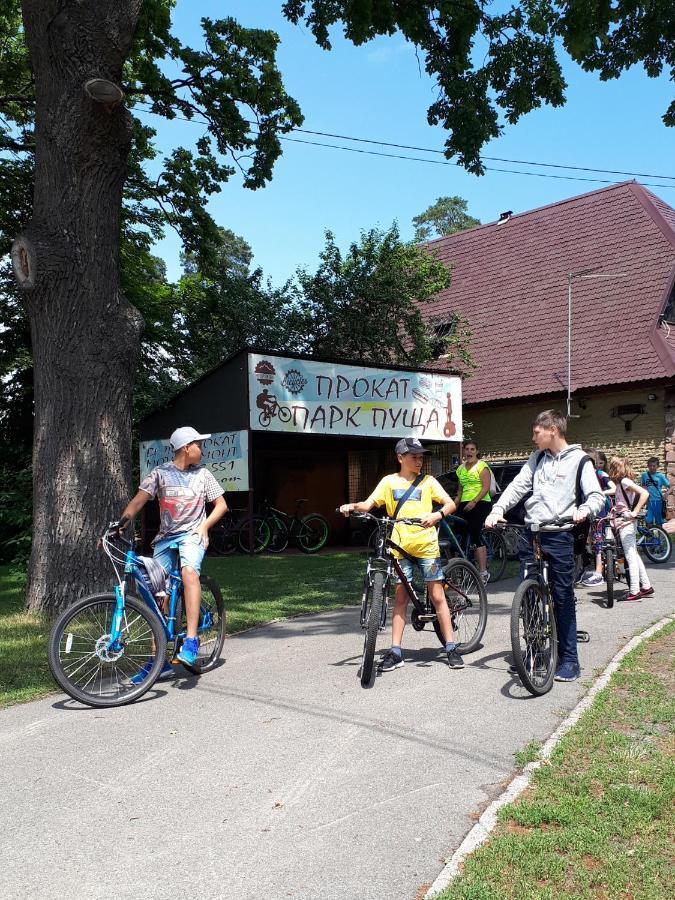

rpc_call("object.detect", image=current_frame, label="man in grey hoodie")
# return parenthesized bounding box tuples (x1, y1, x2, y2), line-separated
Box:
(486, 410, 604, 682)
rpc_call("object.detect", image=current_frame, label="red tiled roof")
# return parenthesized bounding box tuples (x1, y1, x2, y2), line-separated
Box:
(425, 181, 675, 405)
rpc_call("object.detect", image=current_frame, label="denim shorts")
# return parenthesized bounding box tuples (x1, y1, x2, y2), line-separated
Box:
(153, 531, 206, 575)
(395, 556, 445, 583)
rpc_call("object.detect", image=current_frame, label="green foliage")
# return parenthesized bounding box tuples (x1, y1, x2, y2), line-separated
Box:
(292, 224, 475, 372)
(413, 196, 481, 242)
(283, 1, 673, 171)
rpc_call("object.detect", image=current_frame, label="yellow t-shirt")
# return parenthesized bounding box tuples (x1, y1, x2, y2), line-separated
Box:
(456, 460, 492, 503)
(367, 474, 450, 559)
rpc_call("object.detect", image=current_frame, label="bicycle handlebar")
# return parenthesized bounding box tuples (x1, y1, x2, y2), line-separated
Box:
(492, 516, 577, 531)
(336, 509, 428, 527)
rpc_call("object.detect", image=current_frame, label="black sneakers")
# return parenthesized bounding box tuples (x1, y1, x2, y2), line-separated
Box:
(379, 650, 404, 672)
(446, 649, 465, 669)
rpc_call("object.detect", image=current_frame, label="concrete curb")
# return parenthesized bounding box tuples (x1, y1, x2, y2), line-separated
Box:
(425, 613, 675, 898)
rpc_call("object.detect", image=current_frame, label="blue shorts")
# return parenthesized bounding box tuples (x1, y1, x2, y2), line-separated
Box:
(395, 556, 445, 583)
(153, 531, 206, 575)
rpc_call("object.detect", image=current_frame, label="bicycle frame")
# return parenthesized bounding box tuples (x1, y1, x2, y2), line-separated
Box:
(360, 516, 459, 632)
(102, 531, 184, 652)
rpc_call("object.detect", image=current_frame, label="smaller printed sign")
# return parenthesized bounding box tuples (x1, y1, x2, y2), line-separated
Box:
(139, 430, 249, 492)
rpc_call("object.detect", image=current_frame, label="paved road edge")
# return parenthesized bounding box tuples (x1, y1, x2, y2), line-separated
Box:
(425, 613, 675, 898)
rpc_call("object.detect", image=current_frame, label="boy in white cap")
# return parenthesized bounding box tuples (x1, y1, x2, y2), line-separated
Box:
(120, 426, 227, 675)
(340, 437, 462, 671)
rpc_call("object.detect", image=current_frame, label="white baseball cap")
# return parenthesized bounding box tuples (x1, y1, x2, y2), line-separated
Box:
(169, 426, 211, 452)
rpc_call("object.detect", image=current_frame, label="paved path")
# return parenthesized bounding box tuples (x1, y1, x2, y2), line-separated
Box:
(2, 562, 673, 900)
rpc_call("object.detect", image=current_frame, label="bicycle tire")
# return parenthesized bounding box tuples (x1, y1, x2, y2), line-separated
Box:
(361, 570, 385, 687)
(278, 406, 292, 423)
(604, 546, 614, 609)
(433, 558, 487, 655)
(237, 516, 271, 553)
(482, 529, 507, 581)
(267, 516, 290, 553)
(48, 593, 167, 708)
(510, 578, 557, 696)
(640, 525, 672, 563)
(207, 521, 237, 556)
(296, 513, 330, 553)
(176, 575, 226, 674)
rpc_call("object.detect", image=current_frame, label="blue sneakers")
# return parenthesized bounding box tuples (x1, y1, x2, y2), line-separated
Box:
(177, 637, 200, 667)
(130, 659, 174, 685)
(554, 660, 581, 682)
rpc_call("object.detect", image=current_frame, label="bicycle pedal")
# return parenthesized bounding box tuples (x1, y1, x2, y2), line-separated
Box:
(576, 630, 590, 643)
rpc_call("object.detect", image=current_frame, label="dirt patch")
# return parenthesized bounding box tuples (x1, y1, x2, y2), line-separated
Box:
(505, 821, 533, 835)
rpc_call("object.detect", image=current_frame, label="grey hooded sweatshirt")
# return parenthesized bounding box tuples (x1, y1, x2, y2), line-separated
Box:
(492, 443, 605, 529)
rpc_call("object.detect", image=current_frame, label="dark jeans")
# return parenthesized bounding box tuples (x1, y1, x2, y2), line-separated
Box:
(518, 529, 578, 667)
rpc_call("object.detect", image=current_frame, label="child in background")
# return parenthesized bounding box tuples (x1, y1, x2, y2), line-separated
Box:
(581, 449, 615, 587)
(607, 457, 653, 602)
(640, 457, 669, 525)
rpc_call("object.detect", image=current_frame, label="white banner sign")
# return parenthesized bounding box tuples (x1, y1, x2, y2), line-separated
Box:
(249, 353, 462, 441)
(140, 430, 249, 492)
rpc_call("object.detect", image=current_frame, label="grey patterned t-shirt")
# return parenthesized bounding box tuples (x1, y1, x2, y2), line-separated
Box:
(139, 463, 224, 542)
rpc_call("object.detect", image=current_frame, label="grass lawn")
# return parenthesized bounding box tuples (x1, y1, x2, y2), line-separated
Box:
(437, 621, 675, 900)
(0, 552, 365, 708)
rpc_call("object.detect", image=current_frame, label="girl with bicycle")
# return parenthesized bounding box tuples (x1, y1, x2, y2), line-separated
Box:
(607, 456, 654, 602)
(452, 441, 492, 584)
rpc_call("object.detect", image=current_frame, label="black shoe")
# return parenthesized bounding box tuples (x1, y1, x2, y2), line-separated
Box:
(378, 650, 404, 672)
(446, 649, 465, 669)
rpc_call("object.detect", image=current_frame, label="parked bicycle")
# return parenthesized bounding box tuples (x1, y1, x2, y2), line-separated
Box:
(207, 509, 240, 556)
(501, 519, 585, 696)
(241, 498, 330, 554)
(48, 522, 226, 707)
(349, 511, 488, 687)
(438, 513, 507, 581)
(635, 516, 671, 563)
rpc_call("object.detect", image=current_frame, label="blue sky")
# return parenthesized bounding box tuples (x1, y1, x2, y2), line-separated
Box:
(139, 2, 675, 286)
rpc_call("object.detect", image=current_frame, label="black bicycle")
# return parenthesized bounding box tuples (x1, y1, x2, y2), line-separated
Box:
(259, 498, 330, 554)
(502, 518, 582, 696)
(348, 511, 488, 687)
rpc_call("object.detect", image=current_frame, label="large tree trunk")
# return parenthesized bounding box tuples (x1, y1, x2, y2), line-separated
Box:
(14, 2, 144, 615)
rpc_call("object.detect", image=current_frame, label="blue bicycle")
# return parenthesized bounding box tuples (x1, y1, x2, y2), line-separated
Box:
(48, 522, 226, 707)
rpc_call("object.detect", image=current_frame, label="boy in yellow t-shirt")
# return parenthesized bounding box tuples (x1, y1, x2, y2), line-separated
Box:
(340, 437, 463, 672)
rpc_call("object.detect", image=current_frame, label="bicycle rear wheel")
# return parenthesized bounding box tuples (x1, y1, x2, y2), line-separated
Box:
(482, 529, 507, 581)
(604, 546, 614, 609)
(297, 513, 330, 553)
(175, 576, 226, 674)
(640, 525, 671, 563)
(510, 579, 557, 696)
(237, 516, 271, 553)
(433, 559, 487, 655)
(48, 593, 167, 708)
(361, 570, 385, 687)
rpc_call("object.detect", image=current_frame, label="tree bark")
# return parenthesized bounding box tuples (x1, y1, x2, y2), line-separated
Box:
(15, 1, 144, 615)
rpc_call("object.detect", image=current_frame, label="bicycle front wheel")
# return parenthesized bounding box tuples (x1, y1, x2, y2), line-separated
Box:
(237, 517, 271, 553)
(434, 559, 487, 655)
(48, 593, 167, 708)
(482, 529, 507, 581)
(361, 570, 385, 687)
(502, 525, 520, 560)
(176, 575, 226, 674)
(510, 579, 557, 696)
(604, 546, 614, 609)
(640, 525, 672, 563)
(297, 513, 330, 553)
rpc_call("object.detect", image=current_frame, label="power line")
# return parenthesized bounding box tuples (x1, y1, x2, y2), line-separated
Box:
(277, 134, 675, 189)
(290, 126, 675, 182)
(131, 100, 675, 189)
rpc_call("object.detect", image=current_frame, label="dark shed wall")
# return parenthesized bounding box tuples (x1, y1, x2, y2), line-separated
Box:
(139, 353, 249, 441)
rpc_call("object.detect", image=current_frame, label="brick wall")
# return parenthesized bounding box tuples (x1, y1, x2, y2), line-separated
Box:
(466, 385, 669, 476)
